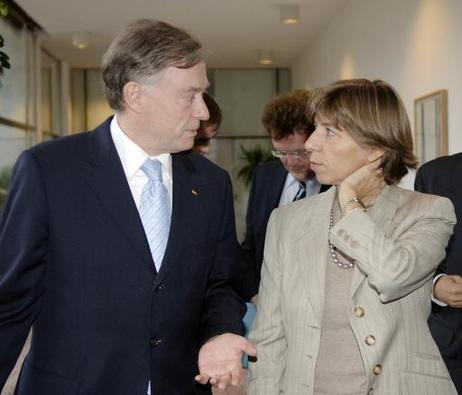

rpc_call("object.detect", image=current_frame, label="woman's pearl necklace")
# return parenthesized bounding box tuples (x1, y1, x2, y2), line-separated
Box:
(329, 208, 355, 269)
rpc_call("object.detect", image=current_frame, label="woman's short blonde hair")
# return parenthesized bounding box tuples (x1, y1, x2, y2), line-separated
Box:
(310, 79, 418, 185)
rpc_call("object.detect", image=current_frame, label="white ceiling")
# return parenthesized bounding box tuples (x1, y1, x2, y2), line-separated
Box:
(16, 0, 348, 68)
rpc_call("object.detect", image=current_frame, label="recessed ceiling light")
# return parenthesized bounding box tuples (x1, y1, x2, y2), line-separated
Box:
(257, 50, 274, 65)
(280, 4, 300, 25)
(72, 32, 91, 50)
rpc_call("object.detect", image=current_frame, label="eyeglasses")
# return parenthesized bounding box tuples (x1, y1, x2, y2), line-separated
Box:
(271, 149, 310, 160)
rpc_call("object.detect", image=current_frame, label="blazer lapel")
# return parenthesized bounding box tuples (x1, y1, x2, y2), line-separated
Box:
(349, 184, 398, 297)
(296, 187, 336, 327)
(270, 162, 288, 208)
(85, 119, 155, 274)
(152, 154, 198, 288)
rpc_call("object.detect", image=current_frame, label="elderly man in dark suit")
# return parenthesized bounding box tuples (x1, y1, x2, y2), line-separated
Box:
(415, 153, 462, 393)
(239, 90, 328, 304)
(0, 19, 254, 395)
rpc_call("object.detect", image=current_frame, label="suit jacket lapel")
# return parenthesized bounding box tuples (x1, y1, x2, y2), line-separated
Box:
(152, 154, 198, 288)
(85, 119, 155, 274)
(369, 184, 398, 228)
(349, 184, 398, 298)
(270, 161, 288, 208)
(295, 187, 336, 327)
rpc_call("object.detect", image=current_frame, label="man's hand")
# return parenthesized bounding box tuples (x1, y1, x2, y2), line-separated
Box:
(434, 275, 462, 308)
(195, 333, 257, 390)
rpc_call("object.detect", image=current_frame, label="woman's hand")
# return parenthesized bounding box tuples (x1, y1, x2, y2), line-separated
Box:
(338, 161, 384, 210)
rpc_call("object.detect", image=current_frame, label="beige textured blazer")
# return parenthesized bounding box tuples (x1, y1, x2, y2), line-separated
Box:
(248, 185, 457, 395)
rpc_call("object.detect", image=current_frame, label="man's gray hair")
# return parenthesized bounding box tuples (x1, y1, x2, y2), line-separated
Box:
(101, 19, 204, 111)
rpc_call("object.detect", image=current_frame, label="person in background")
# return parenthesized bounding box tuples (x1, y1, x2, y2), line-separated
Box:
(192, 92, 222, 155)
(415, 153, 462, 394)
(249, 79, 457, 394)
(240, 89, 328, 304)
(0, 19, 255, 395)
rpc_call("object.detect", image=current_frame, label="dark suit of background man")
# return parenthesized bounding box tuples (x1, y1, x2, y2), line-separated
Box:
(415, 153, 462, 393)
(240, 90, 328, 303)
(0, 19, 255, 395)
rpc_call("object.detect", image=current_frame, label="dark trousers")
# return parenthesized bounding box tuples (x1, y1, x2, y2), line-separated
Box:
(447, 364, 462, 395)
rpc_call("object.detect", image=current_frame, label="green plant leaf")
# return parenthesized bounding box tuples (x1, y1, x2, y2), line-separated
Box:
(0, 2, 9, 18)
(0, 166, 12, 211)
(0, 2, 11, 83)
(236, 144, 274, 188)
(0, 51, 10, 69)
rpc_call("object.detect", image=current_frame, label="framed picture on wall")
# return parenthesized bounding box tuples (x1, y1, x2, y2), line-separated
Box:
(414, 89, 448, 165)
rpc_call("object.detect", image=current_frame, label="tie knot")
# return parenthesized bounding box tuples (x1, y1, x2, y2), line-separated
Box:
(141, 159, 163, 182)
(292, 180, 307, 202)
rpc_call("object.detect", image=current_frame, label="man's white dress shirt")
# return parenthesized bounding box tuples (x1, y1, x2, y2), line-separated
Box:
(278, 172, 321, 207)
(110, 116, 172, 395)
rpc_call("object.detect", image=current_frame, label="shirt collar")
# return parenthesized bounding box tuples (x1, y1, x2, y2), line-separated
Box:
(286, 172, 297, 187)
(286, 172, 320, 189)
(306, 175, 320, 189)
(110, 116, 172, 181)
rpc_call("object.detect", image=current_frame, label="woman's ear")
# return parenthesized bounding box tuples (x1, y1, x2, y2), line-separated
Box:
(367, 148, 385, 163)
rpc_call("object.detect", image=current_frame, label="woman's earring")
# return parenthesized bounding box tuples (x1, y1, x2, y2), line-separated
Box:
(375, 167, 383, 178)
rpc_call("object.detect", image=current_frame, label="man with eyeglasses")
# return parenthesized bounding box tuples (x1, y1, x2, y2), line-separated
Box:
(239, 89, 329, 306)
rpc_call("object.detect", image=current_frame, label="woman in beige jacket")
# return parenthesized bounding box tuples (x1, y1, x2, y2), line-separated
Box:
(248, 79, 457, 395)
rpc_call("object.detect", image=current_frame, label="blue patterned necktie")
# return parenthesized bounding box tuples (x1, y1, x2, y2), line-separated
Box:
(139, 159, 171, 272)
(292, 181, 307, 201)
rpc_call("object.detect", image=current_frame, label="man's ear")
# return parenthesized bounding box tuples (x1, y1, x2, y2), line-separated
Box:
(122, 81, 143, 113)
(368, 148, 385, 163)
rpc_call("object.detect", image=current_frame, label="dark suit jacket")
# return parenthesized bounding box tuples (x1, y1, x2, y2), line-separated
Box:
(0, 118, 245, 395)
(415, 153, 462, 365)
(239, 160, 328, 301)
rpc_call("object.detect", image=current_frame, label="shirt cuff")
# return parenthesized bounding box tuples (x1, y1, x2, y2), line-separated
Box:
(432, 274, 448, 306)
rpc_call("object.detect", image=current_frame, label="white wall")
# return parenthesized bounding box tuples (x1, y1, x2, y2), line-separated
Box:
(292, 0, 462, 188)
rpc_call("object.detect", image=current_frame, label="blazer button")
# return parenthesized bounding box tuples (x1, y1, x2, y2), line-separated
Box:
(372, 364, 382, 375)
(365, 335, 376, 345)
(367, 388, 374, 395)
(350, 240, 359, 248)
(337, 229, 345, 237)
(354, 307, 365, 317)
(150, 338, 162, 347)
(155, 283, 164, 292)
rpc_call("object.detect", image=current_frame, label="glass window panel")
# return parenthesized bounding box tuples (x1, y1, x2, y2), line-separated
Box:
(71, 69, 112, 133)
(41, 66, 52, 133)
(41, 50, 61, 135)
(0, 124, 33, 214)
(0, 18, 31, 124)
(86, 70, 112, 129)
(0, 124, 33, 168)
(70, 69, 86, 133)
(211, 69, 276, 136)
